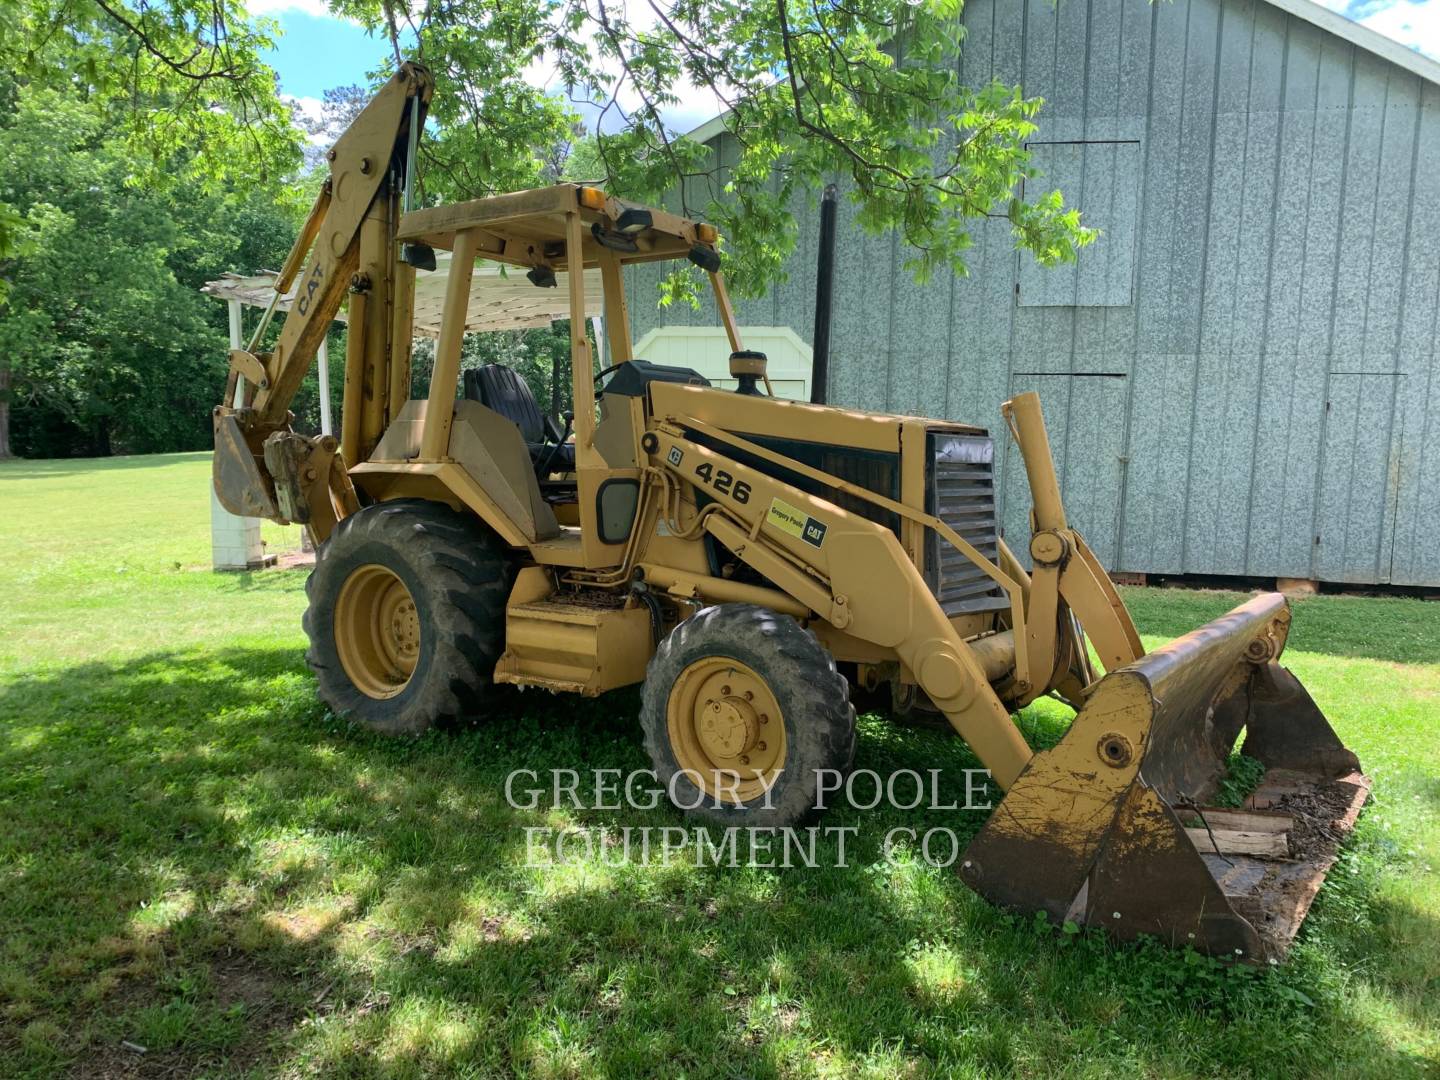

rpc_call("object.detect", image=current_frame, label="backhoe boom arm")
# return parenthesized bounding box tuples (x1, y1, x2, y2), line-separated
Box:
(212, 63, 433, 538)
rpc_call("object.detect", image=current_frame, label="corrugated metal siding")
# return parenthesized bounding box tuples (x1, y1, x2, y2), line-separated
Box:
(630, 0, 1440, 585)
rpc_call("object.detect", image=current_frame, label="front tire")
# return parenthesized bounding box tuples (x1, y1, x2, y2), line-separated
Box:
(303, 499, 510, 734)
(640, 604, 856, 828)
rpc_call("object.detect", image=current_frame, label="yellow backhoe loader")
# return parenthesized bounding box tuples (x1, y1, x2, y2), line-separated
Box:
(214, 64, 1368, 961)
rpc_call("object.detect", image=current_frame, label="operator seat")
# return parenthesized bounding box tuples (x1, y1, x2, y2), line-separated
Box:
(462, 365, 576, 475)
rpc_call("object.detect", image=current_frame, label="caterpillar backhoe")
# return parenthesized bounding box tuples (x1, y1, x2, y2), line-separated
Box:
(213, 62, 1368, 961)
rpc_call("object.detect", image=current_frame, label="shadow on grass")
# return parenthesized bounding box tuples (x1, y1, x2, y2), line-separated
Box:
(0, 646, 1435, 1077)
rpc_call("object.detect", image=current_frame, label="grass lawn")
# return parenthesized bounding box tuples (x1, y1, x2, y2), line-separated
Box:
(1, 452, 1437, 1078)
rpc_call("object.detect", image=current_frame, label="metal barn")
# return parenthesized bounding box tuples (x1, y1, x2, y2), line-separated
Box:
(628, 0, 1440, 587)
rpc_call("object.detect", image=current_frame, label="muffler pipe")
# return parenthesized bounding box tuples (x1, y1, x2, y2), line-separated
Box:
(809, 184, 837, 405)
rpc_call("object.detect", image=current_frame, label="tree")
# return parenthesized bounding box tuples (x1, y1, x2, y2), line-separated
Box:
(3, 0, 1095, 297)
(324, 0, 1094, 300)
(0, 86, 302, 458)
(0, 0, 300, 194)
(296, 85, 374, 170)
(557, 132, 606, 184)
(1, 0, 1099, 458)
(0, 202, 30, 457)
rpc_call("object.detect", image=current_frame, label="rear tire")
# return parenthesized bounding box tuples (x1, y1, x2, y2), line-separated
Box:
(303, 499, 511, 734)
(640, 604, 856, 828)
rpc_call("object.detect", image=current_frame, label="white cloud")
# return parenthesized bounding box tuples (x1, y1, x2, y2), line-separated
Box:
(247, 0, 334, 16)
(524, 41, 730, 137)
(1313, 0, 1440, 62)
(284, 94, 325, 121)
(281, 94, 332, 148)
(1357, 0, 1440, 61)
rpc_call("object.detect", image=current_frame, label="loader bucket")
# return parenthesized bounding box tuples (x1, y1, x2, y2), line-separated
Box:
(960, 592, 1368, 961)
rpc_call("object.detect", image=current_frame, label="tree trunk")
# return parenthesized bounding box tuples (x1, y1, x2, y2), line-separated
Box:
(0, 363, 11, 460)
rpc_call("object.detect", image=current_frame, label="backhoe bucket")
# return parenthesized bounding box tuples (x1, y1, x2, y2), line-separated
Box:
(213, 410, 281, 520)
(960, 592, 1367, 961)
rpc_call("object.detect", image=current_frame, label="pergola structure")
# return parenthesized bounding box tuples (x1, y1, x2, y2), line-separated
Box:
(202, 258, 607, 570)
(203, 256, 606, 336)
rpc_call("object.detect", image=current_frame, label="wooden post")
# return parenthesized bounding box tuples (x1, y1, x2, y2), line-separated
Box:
(419, 227, 478, 462)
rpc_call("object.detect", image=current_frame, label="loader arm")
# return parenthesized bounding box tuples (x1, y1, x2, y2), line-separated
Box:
(641, 394, 1148, 791)
(647, 419, 1039, 788)
(212, 63, 433, 541)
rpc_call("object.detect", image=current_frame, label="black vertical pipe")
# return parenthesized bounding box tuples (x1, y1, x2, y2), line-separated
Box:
(810, 184, 838, 405)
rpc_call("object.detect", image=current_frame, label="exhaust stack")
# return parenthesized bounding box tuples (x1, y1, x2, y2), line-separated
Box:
(810, 184, 837, 405)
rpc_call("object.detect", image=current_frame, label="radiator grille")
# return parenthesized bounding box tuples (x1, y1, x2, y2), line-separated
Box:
(926, 434, 1009, 616)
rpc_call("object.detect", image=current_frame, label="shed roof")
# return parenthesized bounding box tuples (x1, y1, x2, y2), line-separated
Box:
(202, 253, 603, 336)
(1267, 0, 1440, 86)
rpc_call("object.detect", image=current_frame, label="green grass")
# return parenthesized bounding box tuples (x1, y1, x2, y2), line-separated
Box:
(1, 453, 1437, 1078)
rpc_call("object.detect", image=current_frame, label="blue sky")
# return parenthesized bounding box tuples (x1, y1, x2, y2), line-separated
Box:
(259, 0, 1439, 136)
(260, 13, 395, 99)
(254, 0, 725, 136)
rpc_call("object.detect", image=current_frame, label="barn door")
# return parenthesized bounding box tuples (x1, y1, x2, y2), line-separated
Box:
(1389, 374, 1440, 586)
(1315, 373, 1403, 584)
(999, 374, 1129, 568)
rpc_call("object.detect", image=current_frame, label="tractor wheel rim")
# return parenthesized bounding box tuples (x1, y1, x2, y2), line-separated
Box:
(668, 657, 786, 804)
(334, 564, 420, 699)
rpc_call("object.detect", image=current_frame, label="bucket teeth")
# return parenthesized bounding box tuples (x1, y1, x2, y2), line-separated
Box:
(960, 592, 1368, 961)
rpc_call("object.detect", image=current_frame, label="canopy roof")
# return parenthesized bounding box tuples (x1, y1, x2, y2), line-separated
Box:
(202, 254, 604, 337)
(395, 183, 713, 269)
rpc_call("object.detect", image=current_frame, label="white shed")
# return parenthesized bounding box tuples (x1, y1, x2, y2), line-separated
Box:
(633, 325, 814, 400)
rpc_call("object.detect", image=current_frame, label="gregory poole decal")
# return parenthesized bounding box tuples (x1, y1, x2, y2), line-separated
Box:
(766, 497, 828, 548)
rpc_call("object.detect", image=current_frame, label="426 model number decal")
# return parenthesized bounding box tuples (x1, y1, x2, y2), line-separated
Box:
(693, 462, 752, 504)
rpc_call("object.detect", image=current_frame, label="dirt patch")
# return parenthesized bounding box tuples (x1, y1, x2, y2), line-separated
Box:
(273, 550, 315, 571)
(64, 948, 306, 1079)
